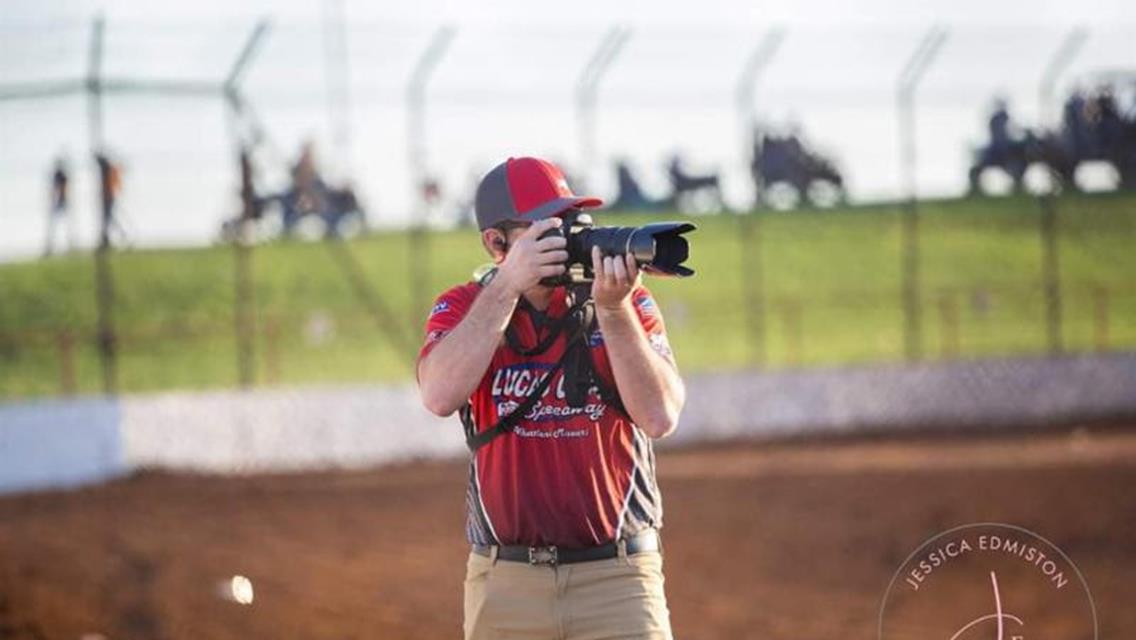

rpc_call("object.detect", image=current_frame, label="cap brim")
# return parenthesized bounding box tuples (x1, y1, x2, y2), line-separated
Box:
(517, 196, 604, 222)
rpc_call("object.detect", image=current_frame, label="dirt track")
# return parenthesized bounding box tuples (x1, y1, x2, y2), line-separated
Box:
(1, 427, 1134, 639)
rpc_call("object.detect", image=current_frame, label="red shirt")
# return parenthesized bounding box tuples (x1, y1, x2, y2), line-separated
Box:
(418, 280, 674, 547)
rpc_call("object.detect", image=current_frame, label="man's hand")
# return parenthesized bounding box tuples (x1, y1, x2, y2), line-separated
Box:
(591, 246, 641, 311)
(495, 217, 568, 296)
(590, 246, 684, 438)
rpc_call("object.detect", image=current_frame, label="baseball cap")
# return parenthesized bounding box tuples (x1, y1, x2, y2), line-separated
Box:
(474, 157, 603, 230)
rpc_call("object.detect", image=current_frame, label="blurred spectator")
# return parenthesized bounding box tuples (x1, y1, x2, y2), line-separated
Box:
(969, 99, 1029, 192)
(1063, 90, 1087, 155)
(784, 123, 805, 162)
(421, 177, 442, 205)
(95, 151, 128, 249)
(666, 153, 724, 212)
(987, 98, 1016, 160)
(667, 155, 720, 195)
(291, 140, 327, 214)
(1094, 87, 1123, 156)
(751, 125, 846, 207)
(611, 160, 656, 211)
(267, 140, 366, 238)
(43, 155, 75, 257)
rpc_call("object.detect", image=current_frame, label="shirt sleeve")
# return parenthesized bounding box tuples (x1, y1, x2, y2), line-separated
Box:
(417, 284, 478, 366)
(629, 284, 676, 366)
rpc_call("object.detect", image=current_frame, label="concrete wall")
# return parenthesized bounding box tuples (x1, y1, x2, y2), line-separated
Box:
(120, 384, 462, 473)
(0, 397, 124, 493)
(3, 353, 1135, 494)
(671, 353, 1136, 444)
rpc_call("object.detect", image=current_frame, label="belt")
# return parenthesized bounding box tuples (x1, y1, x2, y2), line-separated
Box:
(472, 529, 660, 566)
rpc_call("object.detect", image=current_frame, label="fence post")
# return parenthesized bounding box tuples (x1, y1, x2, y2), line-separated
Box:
(779, 297, 803, 366)
(1038, 28, 1089, 126)
(407, 26, 456, 329)
(223, 23, 270, 389)
(575, 27, 631, 189)
(734, 28, 786, 208)
(899, 207, 922, 360)
(264, 316, 281, 384)
(1039, 195, 1063, 354)
(1091, 285, 1110, 352)
(739, 213, 766, 367)
(233, 148, 257, 388)
(88, 15, 118, 395)
(322, 0, 354, 181)
(896, 27, 947, 362)
(57, 329, 77, 395)
(937, 290, 959, 358)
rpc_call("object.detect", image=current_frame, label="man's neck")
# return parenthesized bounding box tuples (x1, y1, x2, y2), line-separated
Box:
(521, 284, 555, 312)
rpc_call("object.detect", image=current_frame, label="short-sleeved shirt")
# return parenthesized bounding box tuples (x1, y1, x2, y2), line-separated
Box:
(418, 280, 675, 548)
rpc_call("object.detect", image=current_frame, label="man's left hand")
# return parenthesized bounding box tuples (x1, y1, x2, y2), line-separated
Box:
(591, 246, 640, 311)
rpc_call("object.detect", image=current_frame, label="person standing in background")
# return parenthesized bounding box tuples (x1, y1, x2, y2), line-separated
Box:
(95, 151, 128, 249)
(43, 155, 76, 257)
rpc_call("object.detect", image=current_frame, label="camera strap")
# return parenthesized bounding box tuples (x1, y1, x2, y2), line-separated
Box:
(461, 347, 568, 453)
(559, 287, 626, 416)
(461, 280, 626, 454)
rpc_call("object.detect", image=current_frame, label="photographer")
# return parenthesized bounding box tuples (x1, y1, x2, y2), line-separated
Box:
(416, 156, 685, 640)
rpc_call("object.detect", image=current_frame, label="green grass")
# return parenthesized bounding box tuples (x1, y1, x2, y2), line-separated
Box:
(2, 193, 1135, 400)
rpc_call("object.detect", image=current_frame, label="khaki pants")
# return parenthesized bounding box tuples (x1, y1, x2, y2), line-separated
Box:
(463, 547, 673, 640)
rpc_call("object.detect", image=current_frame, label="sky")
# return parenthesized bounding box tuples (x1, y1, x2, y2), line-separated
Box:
(14, 0, 1135, 27)
(1, 0, 1134, 260)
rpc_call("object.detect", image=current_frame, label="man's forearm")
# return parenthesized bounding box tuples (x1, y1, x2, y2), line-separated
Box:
(596, 301, 685, 438)
(418, 277, 519, 416)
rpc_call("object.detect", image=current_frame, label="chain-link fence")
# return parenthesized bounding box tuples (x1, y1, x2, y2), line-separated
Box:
(3, 17, 1136, 640)
(2, 19, 1135, 400)
(1, 193, 1133, 399)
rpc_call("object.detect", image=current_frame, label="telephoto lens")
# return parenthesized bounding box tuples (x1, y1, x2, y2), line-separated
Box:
(539, 210, 696, 285)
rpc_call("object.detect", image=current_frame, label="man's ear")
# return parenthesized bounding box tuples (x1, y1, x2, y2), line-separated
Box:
(481, 228, 507, 262)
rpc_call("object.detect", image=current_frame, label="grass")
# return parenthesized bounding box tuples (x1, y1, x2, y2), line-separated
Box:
(1, 193, 1135, 400)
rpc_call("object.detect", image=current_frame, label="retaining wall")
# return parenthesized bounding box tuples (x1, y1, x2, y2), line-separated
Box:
(3, 353, 1134, 494)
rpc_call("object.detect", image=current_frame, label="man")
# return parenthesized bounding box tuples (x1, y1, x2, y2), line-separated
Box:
(416, 156, 685, 640)
(987, 98, 1015, 162)
(290, 140, 327, 215)
(95, 152, 127, 249)
(43, 156, 73, 257)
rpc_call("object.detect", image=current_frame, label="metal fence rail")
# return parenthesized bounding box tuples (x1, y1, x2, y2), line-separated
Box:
(2, 275, 1132, 398)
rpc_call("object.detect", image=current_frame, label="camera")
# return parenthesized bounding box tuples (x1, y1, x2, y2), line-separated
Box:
(539, 209, 696, 285)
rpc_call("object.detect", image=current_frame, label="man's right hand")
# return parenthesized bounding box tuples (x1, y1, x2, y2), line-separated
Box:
(417, 217, 568, 416)
(494, 217, 569, 296)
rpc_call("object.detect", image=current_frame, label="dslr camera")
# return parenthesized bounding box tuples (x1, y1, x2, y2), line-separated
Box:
(539, 209, 696, 286)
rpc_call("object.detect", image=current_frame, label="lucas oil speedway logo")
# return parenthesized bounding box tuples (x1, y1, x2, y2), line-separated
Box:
(878, 523, 1097, 640)
(491, 363, 607, 436)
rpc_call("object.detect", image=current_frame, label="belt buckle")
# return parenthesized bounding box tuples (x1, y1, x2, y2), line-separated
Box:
(528, 545, 558, 566)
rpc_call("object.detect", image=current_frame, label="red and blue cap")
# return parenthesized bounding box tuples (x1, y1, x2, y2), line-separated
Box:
(474, 157, 603, 230)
